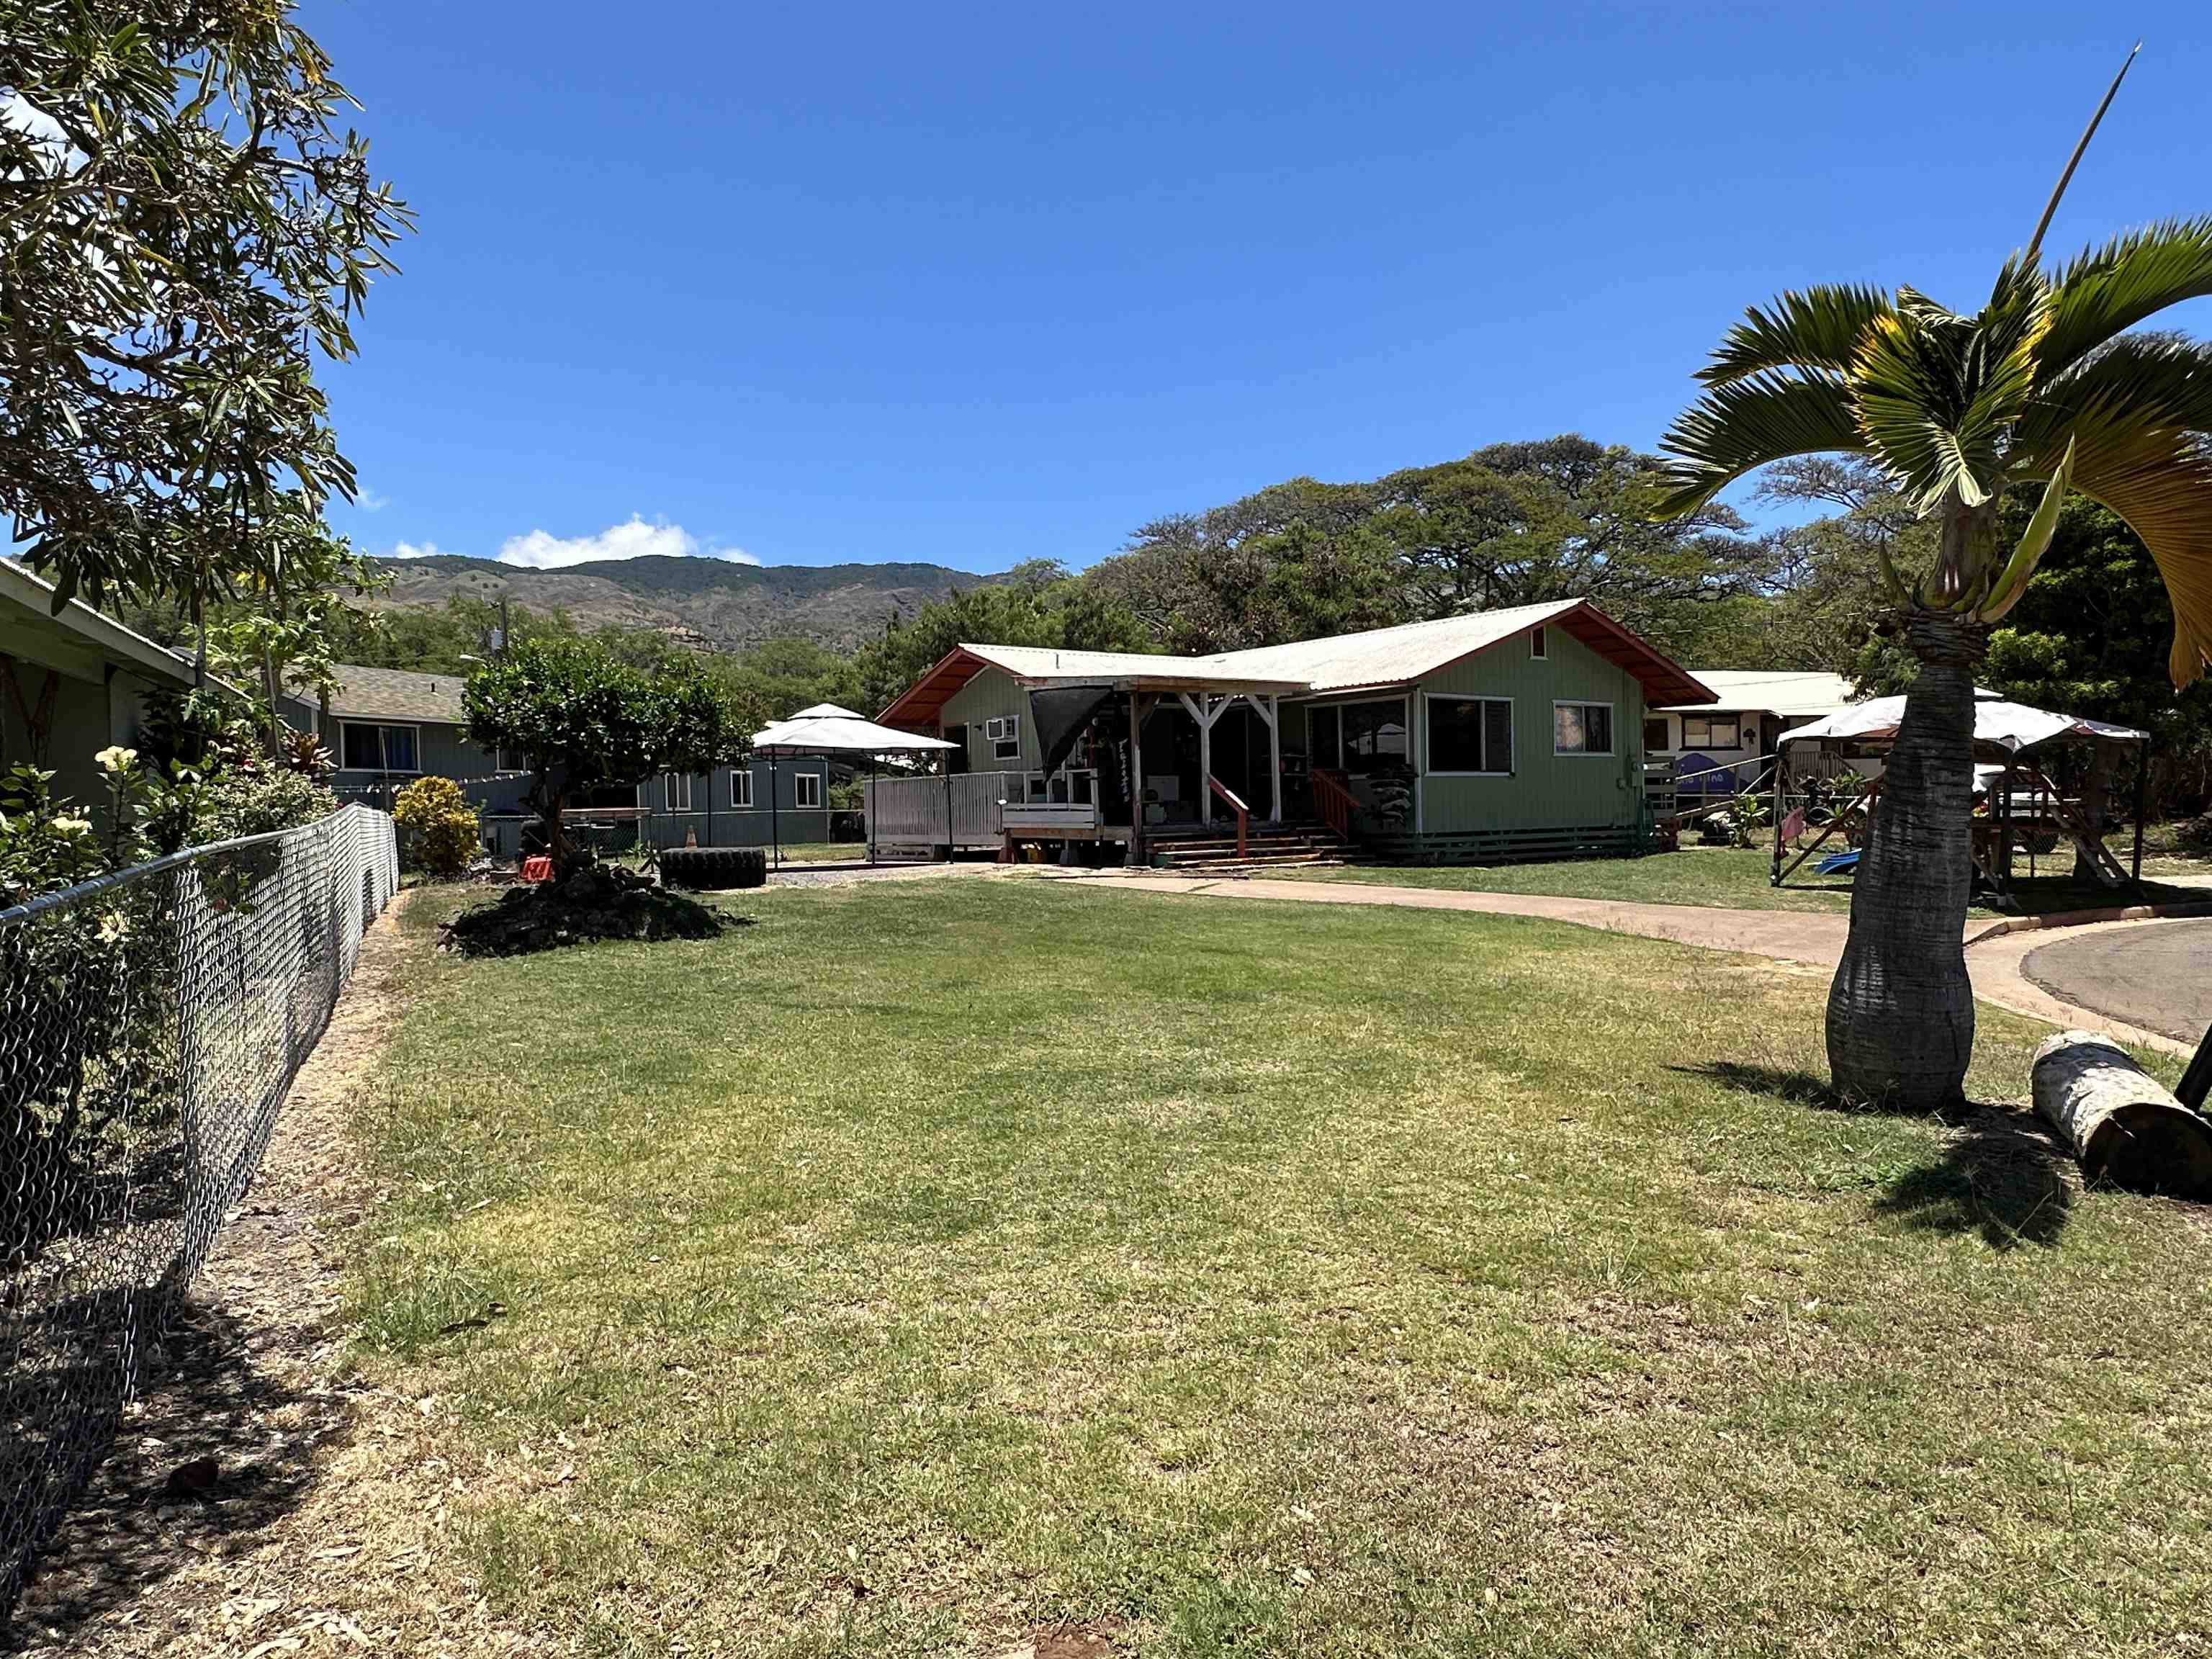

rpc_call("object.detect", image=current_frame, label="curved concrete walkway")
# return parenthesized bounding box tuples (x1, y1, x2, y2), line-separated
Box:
(1036, 868, 2197, 1057)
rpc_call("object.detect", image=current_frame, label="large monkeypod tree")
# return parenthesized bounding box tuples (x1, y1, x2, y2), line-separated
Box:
(1655, 53, 2212, 1108)
(463, 639, 753, 876)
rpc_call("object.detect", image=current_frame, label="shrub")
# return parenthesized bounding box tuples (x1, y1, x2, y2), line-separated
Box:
(2182, 811, 2212, 852)
(192, 763, 338, 842)
(392, 776, 483, 879)
(658, 846, 767, 891)
(1725, 790, 1771, 849)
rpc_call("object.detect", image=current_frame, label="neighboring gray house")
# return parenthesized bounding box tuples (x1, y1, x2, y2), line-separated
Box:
(1, 557, 199, 817)
(295, 662, 841, 854)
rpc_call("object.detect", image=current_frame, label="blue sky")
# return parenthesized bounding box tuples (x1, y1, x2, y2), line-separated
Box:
(305, 1, 2212, 575)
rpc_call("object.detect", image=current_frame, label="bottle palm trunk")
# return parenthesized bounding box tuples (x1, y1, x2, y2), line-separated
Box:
(1825, 611, 1987, 1108)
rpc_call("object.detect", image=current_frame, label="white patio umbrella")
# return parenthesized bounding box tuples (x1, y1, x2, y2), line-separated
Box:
(747, 704, 958, 866)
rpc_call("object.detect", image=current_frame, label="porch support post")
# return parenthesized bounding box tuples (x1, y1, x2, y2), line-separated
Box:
(1127, 692, 1148, 867)
(1251, 695, 1282, 822)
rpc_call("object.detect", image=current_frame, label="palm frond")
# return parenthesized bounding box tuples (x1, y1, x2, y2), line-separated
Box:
(1982, 437, 2074, 622)
(2013, 334, 2212, 468)
(1653, 372, 1866, 518)
(1853, 312, 1997, 506)
(2041, 217, 2212, 377)
(2040, 410, 2212, 686)
(1697, 285, 1893, 386)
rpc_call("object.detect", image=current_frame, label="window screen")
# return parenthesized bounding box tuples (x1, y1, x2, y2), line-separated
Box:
(1555, 703, 1614, 755)
(1338, 700, 1408, 773)
(341, 723, 418, 773)
(1427, 696, 1512, 773)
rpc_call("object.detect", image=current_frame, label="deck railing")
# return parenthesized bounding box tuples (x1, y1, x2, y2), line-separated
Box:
(1207, 775, 1251, 859)
(1310, 768, 1357, 842)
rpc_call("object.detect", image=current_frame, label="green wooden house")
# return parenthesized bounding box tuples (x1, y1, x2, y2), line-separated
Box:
(874, 599, 1714, 866)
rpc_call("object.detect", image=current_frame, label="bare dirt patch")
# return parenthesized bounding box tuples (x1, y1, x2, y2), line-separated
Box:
(6, 894, 531, 1658)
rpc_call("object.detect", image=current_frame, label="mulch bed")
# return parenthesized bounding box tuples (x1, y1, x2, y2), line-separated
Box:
(440, 862, 723, 956)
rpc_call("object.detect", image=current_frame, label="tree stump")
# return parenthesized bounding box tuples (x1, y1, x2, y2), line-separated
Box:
(2031, 1031, 2212, 1198)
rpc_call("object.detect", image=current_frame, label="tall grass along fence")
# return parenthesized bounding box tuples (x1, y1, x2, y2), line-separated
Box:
(0, 804, 397, 1616)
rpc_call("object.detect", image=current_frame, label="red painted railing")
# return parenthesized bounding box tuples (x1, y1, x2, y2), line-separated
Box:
(1207, 775, 1250, 860)
(1310, 768, 1357, 843)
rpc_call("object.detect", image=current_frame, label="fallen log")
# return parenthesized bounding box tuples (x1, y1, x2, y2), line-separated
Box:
(2031, 1031, 2212, 1199)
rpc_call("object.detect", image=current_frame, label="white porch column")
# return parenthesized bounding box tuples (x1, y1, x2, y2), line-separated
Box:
(1266, 695, 1282, 821)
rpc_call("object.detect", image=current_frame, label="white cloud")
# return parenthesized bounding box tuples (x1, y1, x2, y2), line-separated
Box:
(391, 540, 453, 560)
(494, 515, 759, 570)
(356, 489, 391, 512)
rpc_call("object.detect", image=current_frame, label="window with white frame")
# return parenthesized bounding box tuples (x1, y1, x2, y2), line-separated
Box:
(986, 714, 1021, 761)
(1554, 701, 1614, 755)
(495, 746, 529, 773)
(730, 769, 754, 808)
(1530, 626, 1547, 660)
(663, 772, 693, 812)
(1426, 695, 1513, 774)
(1681, 715, 1741, 750)
(795, 771, 824, 809)
(340, 721, 419, 773)
(1308, 698, 1406, 775)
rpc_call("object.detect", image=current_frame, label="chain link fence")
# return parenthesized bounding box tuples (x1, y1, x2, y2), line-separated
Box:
(0, 804, 398, 1615)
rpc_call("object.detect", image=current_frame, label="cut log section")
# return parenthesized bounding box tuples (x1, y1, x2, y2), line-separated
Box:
(2031, 1031, 2212, 1199)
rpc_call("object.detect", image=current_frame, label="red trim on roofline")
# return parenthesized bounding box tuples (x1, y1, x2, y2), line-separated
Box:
(875, 602, 1717, 729)
(876, 646, 990, 731)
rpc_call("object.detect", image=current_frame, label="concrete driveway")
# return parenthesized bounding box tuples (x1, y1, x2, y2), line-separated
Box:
(2022, 918, 2212, 1046)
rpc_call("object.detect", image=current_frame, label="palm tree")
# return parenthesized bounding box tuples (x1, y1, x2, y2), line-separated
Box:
(1655, 50, 2212, 1109)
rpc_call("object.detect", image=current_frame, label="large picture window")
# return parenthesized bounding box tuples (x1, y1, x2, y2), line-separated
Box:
(1426, 695, 1512, 775)
(1309, 699, 1409, 773)
(1554, 701, 1614, 756)
(340, 721, 418, 773)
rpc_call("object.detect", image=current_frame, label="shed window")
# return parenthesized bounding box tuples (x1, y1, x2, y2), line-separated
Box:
(1642, 718, 1670, 753)
(340, 722, 418, 773)
(1530, 626, 1547, 660)
(731, 770, 754, 808)
(1554, 702, 1614, 756)
(663, 773, 693, 812)
(986, 714, 1022, 761)
(795, 772, 824, 809)
(1681, 715, 1741, 750)
(1426, 696, 1512, 774)
(495, 746, 529, 773)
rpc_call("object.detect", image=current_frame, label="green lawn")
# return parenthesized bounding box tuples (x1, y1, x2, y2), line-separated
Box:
(352, 881, 2209, 1658)
(1277, 840, 2211, 918)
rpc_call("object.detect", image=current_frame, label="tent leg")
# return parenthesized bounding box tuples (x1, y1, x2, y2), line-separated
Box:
(2132, 742, 2149, 885)
(770, 757, 780, 869)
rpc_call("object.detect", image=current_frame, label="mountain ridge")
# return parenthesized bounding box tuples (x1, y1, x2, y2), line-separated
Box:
(366, 554, 1003, 652)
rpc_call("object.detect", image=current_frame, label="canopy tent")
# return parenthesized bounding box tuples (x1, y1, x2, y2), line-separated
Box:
(751, 703, 961, 757)
(1778, 694, 2147, 755)
(1772, 693, 2152, 896)
(747, 703, 958, 867)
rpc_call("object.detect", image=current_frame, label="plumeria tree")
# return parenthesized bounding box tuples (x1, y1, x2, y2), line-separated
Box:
(1655, 52, 2212, 1107)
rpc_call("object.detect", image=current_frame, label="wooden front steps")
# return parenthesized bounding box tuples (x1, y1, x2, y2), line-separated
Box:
(1147, 820, 1353, 873)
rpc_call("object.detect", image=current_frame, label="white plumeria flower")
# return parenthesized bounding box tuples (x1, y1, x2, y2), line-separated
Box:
(94, 745, 137, 771)
(53, 817, 94, 835)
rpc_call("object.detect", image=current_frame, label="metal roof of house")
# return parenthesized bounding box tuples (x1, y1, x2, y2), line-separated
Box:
(878, 598, 1714, 729)
(0, 557, 199, 688)
(322, 664, 470, 724)
(1655, 670, 1859, 719)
